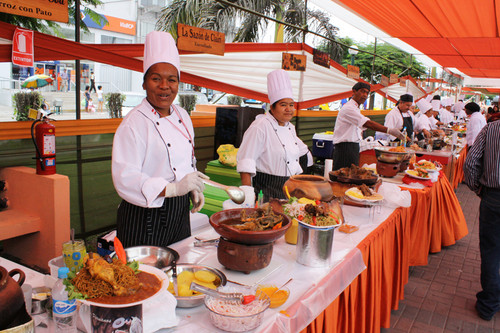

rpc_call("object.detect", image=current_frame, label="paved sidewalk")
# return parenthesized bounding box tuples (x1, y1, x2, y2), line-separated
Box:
(383, 183, 500, 332)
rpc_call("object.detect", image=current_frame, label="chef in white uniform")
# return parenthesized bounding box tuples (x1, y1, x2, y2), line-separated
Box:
(430, 98, 443, 129)
(439, 98, 454, 125)
(332, 82, 405, 171)
(380, 93, 415, 142)
(414, 99, 434, 139)
(112, 31, 208, 248)
(465, 102, 487, 147)
(237, 69, 312, 202)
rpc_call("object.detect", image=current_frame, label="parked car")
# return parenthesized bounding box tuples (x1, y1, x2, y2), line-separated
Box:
(243, 99, 266, 109)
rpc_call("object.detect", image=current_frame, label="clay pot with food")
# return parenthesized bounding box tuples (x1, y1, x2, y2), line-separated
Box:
(0, 266, 26, 329)
(283, 175, 334, 201)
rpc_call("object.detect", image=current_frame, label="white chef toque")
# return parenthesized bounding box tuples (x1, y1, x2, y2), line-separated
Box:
(143, 31, 181, 79)
(416, 99, 433, 113)
(442, 98, 452, 107)
(267, 69, 294, 105)
(431, 100, 441, 110)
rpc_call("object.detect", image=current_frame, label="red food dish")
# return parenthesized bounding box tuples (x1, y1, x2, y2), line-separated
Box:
(209, 208, 291, 245)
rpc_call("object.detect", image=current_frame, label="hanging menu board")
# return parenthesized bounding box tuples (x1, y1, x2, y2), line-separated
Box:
(380, 75, 389, 86)
(0, 0, 68, 22)
(177, 23, 225, 56)
(390, 74, 399, 84)
(347, 65, 360, 79)
(282, 53, 306, 71)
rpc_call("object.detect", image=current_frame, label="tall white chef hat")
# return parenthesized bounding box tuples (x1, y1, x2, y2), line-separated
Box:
(416, 99, 433, 113)
(442, 98, 452, 107)
(143, 31, 180, 79)
(267, 69, 294, 105)
(425, 95, 433, 103)
(431, 99, 441, 110)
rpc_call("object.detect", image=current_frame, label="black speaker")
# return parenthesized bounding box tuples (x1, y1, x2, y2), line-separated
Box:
(214, 107, 265, 159)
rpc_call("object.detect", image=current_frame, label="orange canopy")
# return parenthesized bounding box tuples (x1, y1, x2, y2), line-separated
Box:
(331, 0, 500, 78)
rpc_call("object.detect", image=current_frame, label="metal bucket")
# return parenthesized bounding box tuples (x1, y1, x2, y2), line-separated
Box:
(296, 222, 335, 267)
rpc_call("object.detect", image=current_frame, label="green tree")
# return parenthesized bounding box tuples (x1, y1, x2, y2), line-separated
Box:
(0, 0, 107, 35)
(157, 0, 342, 56)
(338, 42, 427, 82)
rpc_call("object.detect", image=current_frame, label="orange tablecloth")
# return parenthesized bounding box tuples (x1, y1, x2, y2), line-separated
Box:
(452, 146, 467, 189)
(302, 173, 468, 332)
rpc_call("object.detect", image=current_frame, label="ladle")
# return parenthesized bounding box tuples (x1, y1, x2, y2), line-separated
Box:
(203, 179, 245, 204)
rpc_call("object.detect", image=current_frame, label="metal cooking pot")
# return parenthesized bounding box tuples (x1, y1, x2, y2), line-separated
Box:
(374, 147, 411, 164)
(0, 266, 26, 329)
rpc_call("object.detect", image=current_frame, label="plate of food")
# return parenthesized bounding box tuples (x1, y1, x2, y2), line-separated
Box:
(405, 168, 430, 180)
(414, 160, 441, 172)
(279, 197, 343, 230)
(345, 184, 384, 203)
(329, 164, 378, 185)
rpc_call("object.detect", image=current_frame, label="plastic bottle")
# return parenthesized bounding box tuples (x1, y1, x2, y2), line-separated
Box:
(257, 190, 264, 207)
(52, 267, 77, 333)
(401, 127, 407, 147)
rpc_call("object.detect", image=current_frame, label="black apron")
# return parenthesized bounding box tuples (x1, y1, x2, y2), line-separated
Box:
(253, 171, 289, 202)
(116, 194, 190, 248)
(332, 142, 360, 171)
(393, 114, 414, 144)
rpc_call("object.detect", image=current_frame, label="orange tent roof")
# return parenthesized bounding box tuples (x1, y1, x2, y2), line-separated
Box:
(331, 0, 500, 78)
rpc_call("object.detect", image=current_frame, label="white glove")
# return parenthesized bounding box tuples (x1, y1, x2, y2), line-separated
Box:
(190, 190, 205, 213)
(387, 127, 405, 140)
(164, 171, 209, 198)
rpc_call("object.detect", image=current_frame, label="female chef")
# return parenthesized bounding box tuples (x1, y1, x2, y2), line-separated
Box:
(237, 69, 312, 202)
(112, 31, 208, 248)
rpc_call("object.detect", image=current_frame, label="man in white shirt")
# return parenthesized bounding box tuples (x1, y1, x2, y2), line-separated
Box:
(452, 98, 465, 114)
(379, 93, 415, 141)
(332, 82, 404, 170)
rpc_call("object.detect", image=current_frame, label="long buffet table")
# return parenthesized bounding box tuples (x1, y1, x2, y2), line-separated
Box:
(2, 172, 468, 333)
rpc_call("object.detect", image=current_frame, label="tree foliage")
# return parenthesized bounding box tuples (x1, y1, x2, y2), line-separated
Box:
(337, 41, 427, 83)
(156, 0, 342, 58)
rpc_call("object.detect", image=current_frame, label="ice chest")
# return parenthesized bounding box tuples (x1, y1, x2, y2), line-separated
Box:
(312, 133, 334, 159)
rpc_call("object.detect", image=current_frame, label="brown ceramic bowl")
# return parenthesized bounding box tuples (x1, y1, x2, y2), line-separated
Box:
(209, 208, 291, 245)
(283, 175, 334, 201)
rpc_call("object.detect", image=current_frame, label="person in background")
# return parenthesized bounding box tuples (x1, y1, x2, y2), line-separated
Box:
(414, 99, 435, 140)
(452, 98, 465, 114)
(465, 102, 487, 147)
(430, 97, 444, 129)
(60, 69, 68, 92)
(112, 31, 208, 248)
(464, 120, 500, 321)
(88, 98, 96, 113)
(487, 107, 500, 123)
(237, 69, 312, 202)
(378, 93, 414, 142)
(332, 82, 404, 171)
(89, 71, 97, 93)
(84, 85, 90, 112)
(67, 69, 71, 92)
(439, 98, 454, 125)
(97, 85, 104, 112)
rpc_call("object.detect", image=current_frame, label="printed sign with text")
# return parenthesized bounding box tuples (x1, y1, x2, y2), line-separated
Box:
(390, 74, 399, 84)
(12, 28, 33, 67)
(0, 0, 68, 23)
(313, 48, 330, 68)
(380, 75, 389, 86)
(282, 53, 307, 71)
(347, 65, 360, 79)
(177, 23, 225, 56)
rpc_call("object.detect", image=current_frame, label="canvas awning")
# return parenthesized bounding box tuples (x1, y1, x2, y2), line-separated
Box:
(375, 75, 426, 103)
(322, 0, 500, 80)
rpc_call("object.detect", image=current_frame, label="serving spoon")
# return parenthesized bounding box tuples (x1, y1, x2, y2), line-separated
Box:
(203, 179, 245, 204)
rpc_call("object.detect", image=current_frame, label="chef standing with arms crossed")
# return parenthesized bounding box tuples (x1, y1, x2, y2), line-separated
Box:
(332, 82, 405, 171)
(237, 69, 312, 202)
(112, 31, 208, 247)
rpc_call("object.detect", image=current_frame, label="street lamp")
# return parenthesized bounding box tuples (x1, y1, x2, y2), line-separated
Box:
(348, 45, 359, 66)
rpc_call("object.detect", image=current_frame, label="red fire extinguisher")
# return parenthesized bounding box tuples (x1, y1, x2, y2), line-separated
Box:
(31, 117, 56, 175)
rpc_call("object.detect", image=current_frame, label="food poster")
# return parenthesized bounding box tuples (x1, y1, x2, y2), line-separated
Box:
(90, 304, 142, 333)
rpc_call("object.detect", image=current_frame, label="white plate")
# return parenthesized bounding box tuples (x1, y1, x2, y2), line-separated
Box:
(414, 161, 441, 173)
(345, 187, 384, 203)
(78, 264, 168, 307)
(405, 170, 431, 180)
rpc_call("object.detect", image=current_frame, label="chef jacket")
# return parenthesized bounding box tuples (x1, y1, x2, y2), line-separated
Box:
(381, 106, 415, 140)
(332, 99, 370, 144)
(466, 112, 487, 146)
(237, 113, 312, 177)
(112, 98, 196, 208)
(452, 102, 464, 114)
(439, 108, 454, 125)
(414, 115, 431, 134)
(429, 116, 439, 130)
(456, 110, 467, 121)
